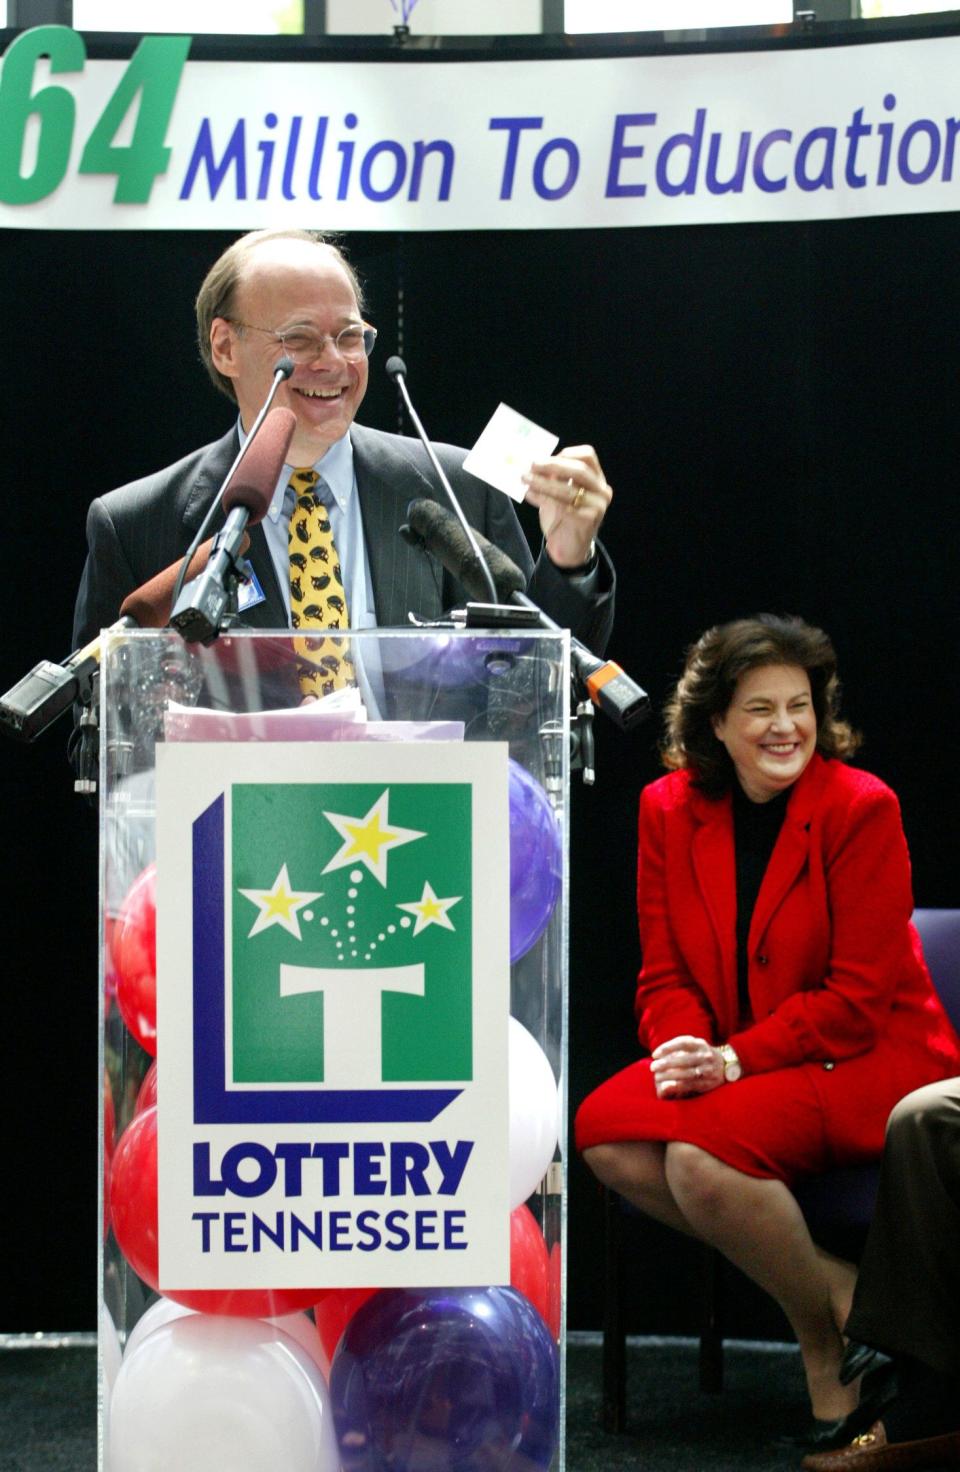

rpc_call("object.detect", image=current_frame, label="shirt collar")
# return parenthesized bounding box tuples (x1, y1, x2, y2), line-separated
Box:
(232, 416, 356, 524)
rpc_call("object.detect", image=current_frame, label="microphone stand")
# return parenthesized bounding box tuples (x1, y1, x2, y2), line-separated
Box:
(170, 405, 297, 645)
(57, 359, 296, 789)
(449, 599, 600, 784)
(388, 360, 647, 779)
(168, 526, 250, 646)
(168, 356, 294, 619)
(387, 356, 500, 606)
(386, 360, 596, 775)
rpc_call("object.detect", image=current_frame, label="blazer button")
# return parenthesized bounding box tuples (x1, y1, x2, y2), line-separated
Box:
(757, 954, 769, 966)
(823, 1061, 835, 1071)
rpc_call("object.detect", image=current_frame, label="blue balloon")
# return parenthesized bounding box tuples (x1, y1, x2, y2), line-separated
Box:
(330, 1285, 559, 1472)
(509, 760, 561, 963)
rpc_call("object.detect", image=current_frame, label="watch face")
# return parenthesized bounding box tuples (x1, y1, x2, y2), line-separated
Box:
(721, 1047, 741, 1081)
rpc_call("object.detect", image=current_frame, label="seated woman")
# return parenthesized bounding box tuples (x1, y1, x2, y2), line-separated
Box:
(575, 614, 960, 1450)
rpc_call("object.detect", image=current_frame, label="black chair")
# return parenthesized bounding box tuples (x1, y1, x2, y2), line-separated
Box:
(600, 908, 960, 1432)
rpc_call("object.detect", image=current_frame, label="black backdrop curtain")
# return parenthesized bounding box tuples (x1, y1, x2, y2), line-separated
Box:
(2, 213, 957, 1333)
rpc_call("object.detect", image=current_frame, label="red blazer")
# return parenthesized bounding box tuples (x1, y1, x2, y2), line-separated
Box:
(635, 754, 960, 1086)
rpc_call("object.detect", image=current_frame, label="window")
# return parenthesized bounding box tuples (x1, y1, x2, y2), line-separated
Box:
(72, 0, 302, 33)
(563, 0, 792, 31)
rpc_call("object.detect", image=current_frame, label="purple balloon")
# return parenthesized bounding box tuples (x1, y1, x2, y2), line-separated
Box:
(330, 1285, 559, 1472)
(509, 760, 561, 963)
(380, 634, 534, 690)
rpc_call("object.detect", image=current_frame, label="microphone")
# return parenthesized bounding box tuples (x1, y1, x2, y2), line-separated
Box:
(169, 406, 296, 646)
(168, 355, 295, 618)
(0, 534, 247, 743)
(2, 399, 295, 743)
(386, 355, 499, 605)
(402, 498, 649, 731)
(514, 589, 650, 731)
(402, 497, 526, 603)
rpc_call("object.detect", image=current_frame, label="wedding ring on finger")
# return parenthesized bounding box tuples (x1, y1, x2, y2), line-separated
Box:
(571, 485, 586, 510)
(695, 1066, 703, 1078)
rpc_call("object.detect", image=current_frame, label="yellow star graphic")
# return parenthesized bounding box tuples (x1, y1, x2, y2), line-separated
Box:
(345, 811, 397, 862)
(396, 880, 462, 937)
(322, 790, 425, 886)
(238, 864, 322, 940)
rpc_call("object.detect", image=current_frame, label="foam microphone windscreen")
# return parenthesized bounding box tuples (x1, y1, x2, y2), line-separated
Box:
(221, 406, 297, 524)
(118, 534, 251, 627)
(405, 498, 527, 602)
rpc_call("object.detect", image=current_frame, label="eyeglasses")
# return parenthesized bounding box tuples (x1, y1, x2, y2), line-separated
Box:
(228, 320, 378, 363)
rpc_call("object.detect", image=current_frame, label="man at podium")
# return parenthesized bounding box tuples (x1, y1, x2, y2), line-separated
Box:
(72, 228, 615, 669)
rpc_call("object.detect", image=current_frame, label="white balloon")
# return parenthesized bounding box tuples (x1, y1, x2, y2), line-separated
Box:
(123, 1296, 330, 1381)
(122, 1296, 194, 1362)
(268, 1311, 330, 1382)
(509, 1016, 560, 1208)
(109, 1314, 339, 1472)
(101, 1304, 123, 1390)
(101, 1304, 123, 1471)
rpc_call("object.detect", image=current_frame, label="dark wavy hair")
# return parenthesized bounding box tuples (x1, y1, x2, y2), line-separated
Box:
(194, 228, 365, 402)
(661, 614, 861, 798)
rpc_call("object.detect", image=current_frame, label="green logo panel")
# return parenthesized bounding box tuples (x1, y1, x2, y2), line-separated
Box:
(230, 782, 473, 1085)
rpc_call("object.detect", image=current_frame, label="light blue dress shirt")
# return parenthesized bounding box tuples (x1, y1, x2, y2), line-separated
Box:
(238, 420, 384, 710)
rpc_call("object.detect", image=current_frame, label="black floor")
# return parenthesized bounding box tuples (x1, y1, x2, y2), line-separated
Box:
(2, 1332, 818, 1471)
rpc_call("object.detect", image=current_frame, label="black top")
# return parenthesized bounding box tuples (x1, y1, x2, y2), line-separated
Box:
(732, 782, 790, 1019)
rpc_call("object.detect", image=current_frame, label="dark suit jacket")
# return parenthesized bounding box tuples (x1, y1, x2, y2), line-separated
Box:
(72, 423, 614, 654)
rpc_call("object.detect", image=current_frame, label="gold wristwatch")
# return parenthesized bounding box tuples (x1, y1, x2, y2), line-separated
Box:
(718, 1044, 742, 1082)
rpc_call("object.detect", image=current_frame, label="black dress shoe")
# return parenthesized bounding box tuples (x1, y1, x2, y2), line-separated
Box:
(777, 1379, 899, 1451)
(841, 1342, 893, 1387)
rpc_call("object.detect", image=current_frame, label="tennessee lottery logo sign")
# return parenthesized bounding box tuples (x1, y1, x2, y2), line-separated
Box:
(155, 739, 510, 1293)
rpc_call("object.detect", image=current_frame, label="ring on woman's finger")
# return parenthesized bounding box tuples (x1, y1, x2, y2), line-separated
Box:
(695, 1066, 703, 1078)
(571, 485, 586, 510)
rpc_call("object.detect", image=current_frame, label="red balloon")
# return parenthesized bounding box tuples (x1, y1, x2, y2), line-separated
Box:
(103, 1070, 116, 1240)
(103, 1152, 112, 1242)
(135, 1059, 158, 1115)
(547, 1240, 562, 1341)
(113, 864, 157, 1056)
(103, 1070, 116, 1157)
(313, 1286, 378, 1364)
(103, 915, 117, 1021)
(109, 1106, 321, 1317)
(110, 1107, 158, 1283)
(510, 1203, 553, 1333)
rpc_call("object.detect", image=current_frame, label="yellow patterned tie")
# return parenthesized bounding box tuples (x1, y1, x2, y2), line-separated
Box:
(287, 467, 354, 697)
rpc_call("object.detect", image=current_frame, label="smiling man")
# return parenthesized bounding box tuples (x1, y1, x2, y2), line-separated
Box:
(72, 229, 615, 683)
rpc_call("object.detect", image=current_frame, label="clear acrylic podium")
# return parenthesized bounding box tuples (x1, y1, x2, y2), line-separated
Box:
(98, 626, 571, 1472)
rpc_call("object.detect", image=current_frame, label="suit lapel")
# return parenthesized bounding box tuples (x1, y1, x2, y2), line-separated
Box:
(180, 426, 287, 629)
(746, 755, 825, 952)
(237, 524, 288, 629)
(351, 424, 446, 626)
(181, 428, 237, 535)
(690, 789, 738, 1024)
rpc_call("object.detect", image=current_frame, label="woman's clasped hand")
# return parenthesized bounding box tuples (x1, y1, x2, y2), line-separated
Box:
(650, 1036, 725, 1096)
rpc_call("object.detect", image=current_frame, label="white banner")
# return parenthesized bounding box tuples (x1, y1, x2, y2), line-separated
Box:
(2, 25, 960, 229)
